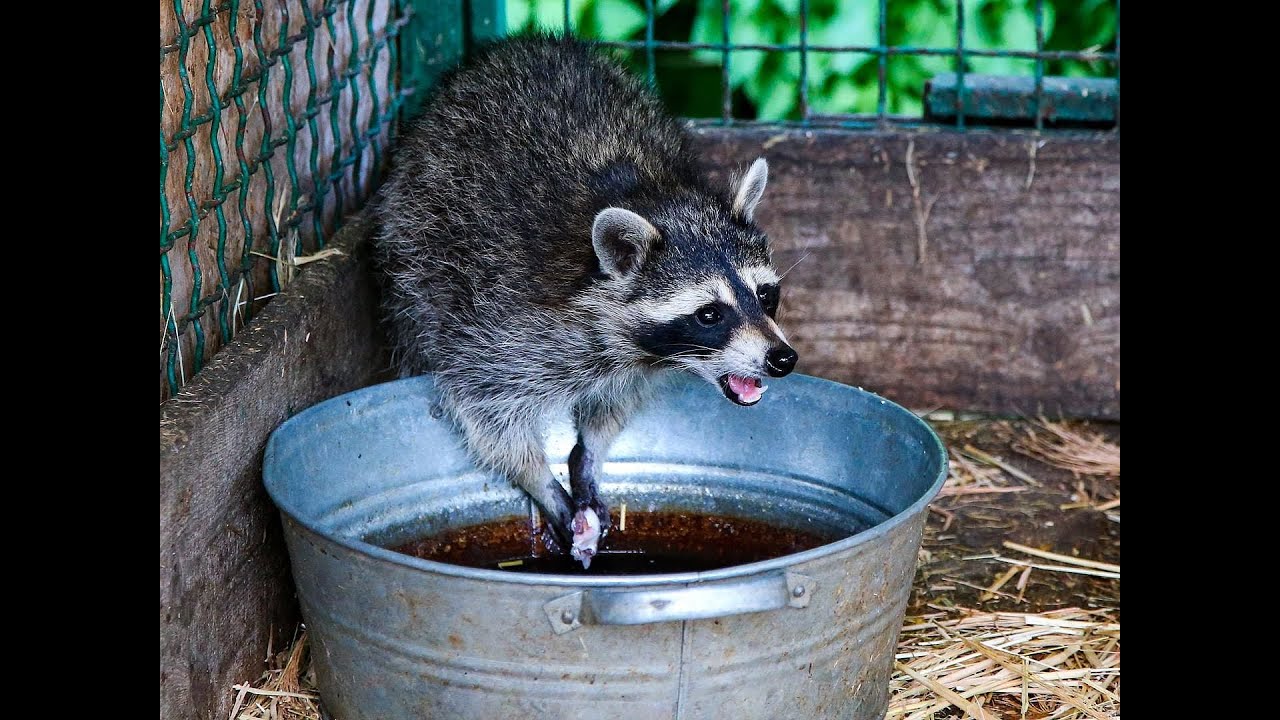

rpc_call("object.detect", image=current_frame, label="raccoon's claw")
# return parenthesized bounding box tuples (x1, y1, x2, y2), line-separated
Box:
(570, 507, 602, 569)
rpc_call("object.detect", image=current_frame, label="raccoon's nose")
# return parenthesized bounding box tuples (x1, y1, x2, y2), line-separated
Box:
(765, 345, 798, 377)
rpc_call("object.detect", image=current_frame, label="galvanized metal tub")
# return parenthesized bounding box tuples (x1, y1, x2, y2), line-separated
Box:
(263, 373, 947, 719)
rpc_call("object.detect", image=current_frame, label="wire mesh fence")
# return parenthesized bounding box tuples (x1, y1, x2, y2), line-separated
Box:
(508, 0, 1118, 129)
(159, 0, 410, 402)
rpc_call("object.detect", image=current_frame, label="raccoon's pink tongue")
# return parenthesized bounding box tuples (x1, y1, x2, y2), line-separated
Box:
(728, 374, 764, 404)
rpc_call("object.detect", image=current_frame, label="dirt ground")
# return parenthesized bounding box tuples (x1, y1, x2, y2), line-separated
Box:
(909, 418, 1120, 617)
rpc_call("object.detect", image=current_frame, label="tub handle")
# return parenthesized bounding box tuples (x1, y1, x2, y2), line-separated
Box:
(544, 572, 816, 634)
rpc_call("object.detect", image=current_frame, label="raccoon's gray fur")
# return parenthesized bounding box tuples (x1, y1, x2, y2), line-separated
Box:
(373, 34, 797, 566)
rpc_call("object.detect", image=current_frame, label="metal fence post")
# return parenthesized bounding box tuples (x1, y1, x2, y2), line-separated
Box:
(468, 0, 506, 48)
(398, 0, 465, 120)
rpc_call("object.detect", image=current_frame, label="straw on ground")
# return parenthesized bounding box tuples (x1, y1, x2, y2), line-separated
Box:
(889, 607, 1119, 720)
(227, 631, 320, 720)
(1014, 420, 1119, 479)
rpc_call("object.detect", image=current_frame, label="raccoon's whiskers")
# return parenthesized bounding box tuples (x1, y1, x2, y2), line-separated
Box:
(779, 250, 812, 279)
(648, 344, 720, 367)
(664, 343, 719, 355)
(665, 357, 702, 373)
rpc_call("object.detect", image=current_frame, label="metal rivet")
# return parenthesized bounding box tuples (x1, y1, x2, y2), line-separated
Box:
(792, 585, 806, 598)
(560, 610, 576, 624)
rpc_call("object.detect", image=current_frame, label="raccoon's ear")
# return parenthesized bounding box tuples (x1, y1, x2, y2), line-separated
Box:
(731, 157, 769, 222)
(592, 208, 660, 277)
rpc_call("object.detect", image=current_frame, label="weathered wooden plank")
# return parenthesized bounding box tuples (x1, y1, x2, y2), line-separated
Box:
(159, 218, 386, 720)
(691, 127, 1119, 418)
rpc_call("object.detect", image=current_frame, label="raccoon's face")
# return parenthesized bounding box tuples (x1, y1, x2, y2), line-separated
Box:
(591, 158, 799, 406)
(630, 264, 797, 405)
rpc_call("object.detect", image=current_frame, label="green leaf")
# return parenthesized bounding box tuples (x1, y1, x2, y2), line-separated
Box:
(743, 51, 799, 120)
(770, 0, 801, 16)
(1040, 1, 1057, 45)
(894, 93, 923, 118)
(895, 0, 954, 76)
(916, 53, 952, 76)
(1082, 3, 1116, 48)
(743, 57, 776, 102)
(779, 49, 801, 81)
(819, 0, 880, 47)
(688, 0, 726, 66)
(534, 0, 571, 31)
(507, 0, 533, 31)
(812, 0, 877, 74)
(809, 0, 838, 15)
(755, 83, 797, 120)
(907, 0, 958, 47)
(1062, 62, 1086, 78)
(807, 51, 832, 82)
(733, 5, 775, 45)
(809, 76, 860, 114)
(727, 9, 772, 88)
(968, 55, 1032, 76)
(962, 0, 998, 50)
(853, 78, 878, 113)
(594, 0, 648, 39)
(997, 3, 1037, 49)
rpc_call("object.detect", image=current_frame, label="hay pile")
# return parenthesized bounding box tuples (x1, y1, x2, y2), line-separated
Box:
(227, 631, 321, 720)
(890, 608, 1119, 720)
(1015, 420, 1120, 523)
(938, 419, 1119, 526)
(1014, 421, 1120, 480)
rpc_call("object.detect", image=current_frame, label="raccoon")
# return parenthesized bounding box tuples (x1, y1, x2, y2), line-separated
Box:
(373, 34, 798, 567)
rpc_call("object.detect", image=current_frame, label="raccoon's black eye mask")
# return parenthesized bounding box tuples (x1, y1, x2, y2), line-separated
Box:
(634, 307, 735, 360)
(756, 284, 780, 317)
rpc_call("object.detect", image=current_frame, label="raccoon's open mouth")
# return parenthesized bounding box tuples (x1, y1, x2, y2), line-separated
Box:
(718, 374, 767, 406)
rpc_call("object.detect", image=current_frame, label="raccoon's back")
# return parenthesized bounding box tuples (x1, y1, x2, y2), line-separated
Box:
(376, 35, 699, 311)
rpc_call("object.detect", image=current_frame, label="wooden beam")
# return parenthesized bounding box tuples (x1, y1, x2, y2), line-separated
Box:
(692, 127, 1119, 418)
(159, 218, 386, 720)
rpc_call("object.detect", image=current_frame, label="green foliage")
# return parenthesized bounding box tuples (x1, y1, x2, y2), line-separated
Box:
(505, 0, 1116, 120)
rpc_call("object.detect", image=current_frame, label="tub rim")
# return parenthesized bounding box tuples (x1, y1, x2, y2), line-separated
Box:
(264, 373, 948, 589)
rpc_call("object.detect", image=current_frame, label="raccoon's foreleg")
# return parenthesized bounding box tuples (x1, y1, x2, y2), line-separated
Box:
(569, 394, 640, 557)
(451, 407, 577, 548)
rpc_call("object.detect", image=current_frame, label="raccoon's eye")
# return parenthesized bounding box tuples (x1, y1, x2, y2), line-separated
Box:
(694, 305, 723, 327)
(757, 284, 780, 317)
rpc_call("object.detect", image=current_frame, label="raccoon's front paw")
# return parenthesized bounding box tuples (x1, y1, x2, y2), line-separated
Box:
(586, 495, 612, 537)
(570, 507, 602, 569)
